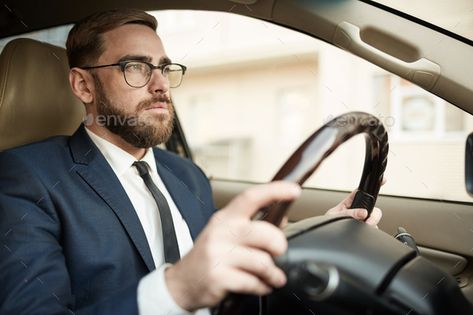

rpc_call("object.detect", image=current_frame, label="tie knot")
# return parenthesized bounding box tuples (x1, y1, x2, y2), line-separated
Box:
(133, 161, 149, 177)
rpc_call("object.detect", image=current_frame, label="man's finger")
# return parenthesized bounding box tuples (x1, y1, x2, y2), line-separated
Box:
(328, 208, 367, 219)
(279, 216, 289, 229)
(353, 208, 368, 220)
(228, 247, 286, 288)
(240, 221, 288, 256)
(366, 207, 382, 226)
(224, 181, 301, 219)
(342, 189, 358, 209)
(224, 269, 274, 296)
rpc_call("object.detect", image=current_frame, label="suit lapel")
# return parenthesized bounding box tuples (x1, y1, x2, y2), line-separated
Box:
(69, 125, 156, 271)
(154, 157, 207, 240)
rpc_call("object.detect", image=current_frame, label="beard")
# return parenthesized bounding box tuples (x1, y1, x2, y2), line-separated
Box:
(93, 76, 175, 148)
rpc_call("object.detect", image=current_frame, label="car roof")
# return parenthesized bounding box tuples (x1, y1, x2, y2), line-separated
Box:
(0, 1, 268, 39)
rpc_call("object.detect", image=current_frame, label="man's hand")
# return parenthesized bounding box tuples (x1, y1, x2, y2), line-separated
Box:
(325, 189, 383, 226)
(165, 181, 301, 311)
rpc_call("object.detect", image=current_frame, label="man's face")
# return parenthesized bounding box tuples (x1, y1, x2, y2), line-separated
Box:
(90, 24, 175, 148)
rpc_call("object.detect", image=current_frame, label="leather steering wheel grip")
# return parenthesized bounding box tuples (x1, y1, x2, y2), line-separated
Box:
(260, 111, 389, 226)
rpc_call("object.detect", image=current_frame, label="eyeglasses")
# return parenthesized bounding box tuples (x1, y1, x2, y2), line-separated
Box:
(79, 60, 187, 88)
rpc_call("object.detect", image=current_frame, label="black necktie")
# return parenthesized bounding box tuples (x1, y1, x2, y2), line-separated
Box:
(133, 161, 180, 264)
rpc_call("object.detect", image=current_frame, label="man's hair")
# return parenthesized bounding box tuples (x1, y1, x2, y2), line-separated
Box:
(66, 8, 157, 68)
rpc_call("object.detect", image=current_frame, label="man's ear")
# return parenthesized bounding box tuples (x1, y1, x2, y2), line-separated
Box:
(69, 68, 94, 104)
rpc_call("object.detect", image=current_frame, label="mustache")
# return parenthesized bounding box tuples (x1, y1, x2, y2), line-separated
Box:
(136, 95, 172, 112)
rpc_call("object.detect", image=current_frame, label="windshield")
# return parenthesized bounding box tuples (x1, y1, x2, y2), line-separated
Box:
(371, 0, 473, 42)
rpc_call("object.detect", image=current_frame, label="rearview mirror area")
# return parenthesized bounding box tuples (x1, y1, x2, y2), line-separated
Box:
(466, 132, 473, 197)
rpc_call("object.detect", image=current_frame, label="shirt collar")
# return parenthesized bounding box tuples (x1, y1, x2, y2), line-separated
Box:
(85, 127, 157, 176)
(140, 146, 158, 174)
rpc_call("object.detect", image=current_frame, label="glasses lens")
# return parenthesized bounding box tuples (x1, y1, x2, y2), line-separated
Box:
(123, 62, 150, 87)
(163, 64, 184, 88)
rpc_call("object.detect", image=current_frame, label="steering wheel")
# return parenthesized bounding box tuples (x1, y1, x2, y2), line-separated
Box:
(258, 111, 388, 226)
(215, 112, 473, 315)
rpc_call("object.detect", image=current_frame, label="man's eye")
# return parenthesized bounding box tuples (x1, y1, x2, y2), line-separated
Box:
(126, 63, 146, 72)
(162, 65, 171, 74)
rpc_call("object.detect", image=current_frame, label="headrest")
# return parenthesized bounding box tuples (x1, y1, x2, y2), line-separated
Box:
(0, 38, 84, 151)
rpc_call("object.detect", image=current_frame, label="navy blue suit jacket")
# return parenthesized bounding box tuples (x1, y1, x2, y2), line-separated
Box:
(0, 125, 216, 315)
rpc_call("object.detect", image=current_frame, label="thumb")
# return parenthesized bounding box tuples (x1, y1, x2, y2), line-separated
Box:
(341, 189, 358, 209)
(223, 181, 301, 219)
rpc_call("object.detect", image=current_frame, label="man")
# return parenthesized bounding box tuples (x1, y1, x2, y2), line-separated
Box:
(0, 8, 381, 315)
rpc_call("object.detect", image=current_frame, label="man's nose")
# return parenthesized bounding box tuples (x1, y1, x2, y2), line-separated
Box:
(147, 69, 170, 94)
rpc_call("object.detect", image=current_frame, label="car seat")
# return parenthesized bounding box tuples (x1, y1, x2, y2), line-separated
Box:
(0, 38, 84, 150)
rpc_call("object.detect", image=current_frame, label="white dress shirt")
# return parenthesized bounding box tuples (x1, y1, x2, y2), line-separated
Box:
(85, 128, 209, 315)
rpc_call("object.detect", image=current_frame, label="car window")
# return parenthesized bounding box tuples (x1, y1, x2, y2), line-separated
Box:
(0, 25, 71, 52)
(371, 0, 473, 42)
(1, 11, 472, 203)
(157, 10, 473, 203)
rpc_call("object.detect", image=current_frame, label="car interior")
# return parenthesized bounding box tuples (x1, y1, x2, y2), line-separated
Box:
(1, 0, 472, 314)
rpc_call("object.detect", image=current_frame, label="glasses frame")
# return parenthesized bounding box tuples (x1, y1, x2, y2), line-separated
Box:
(79, 60, 187, 88)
